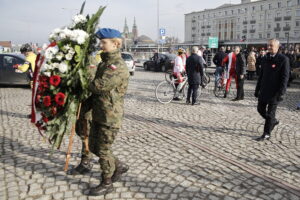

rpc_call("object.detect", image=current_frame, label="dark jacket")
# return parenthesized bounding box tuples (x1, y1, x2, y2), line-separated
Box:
(235, 53, 246, 75)
(186, 53, 204, 85)
(213, 51, 226, 67)
(255, 53, 290, 103)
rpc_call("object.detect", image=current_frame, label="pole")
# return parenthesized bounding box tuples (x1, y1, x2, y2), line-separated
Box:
(287, 32, 290, 50)
(157, 0, 160, 53)
(64, 103, 82, 172)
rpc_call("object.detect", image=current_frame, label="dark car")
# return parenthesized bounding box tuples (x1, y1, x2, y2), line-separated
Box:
(144, 53, 176, 72)
(0, 53, 30, 85)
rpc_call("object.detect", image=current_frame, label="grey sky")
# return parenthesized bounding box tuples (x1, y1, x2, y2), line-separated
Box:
(0, 0, 240, 45)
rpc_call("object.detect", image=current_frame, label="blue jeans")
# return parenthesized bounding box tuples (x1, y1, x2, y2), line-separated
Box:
(214, 66, 223, 87)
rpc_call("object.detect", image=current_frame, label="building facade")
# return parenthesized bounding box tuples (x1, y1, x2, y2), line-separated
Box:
(185, 0, 300, 46)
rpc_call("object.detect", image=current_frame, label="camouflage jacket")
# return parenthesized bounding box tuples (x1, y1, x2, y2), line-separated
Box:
(89, 49, 129, 129)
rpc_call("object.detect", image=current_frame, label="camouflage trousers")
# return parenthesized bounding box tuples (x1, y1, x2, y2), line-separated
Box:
(89, 121, 119, 179)
(75, 98, 93, 160)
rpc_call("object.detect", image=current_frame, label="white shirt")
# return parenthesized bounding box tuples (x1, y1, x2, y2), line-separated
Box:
(173, 56, 184, 73)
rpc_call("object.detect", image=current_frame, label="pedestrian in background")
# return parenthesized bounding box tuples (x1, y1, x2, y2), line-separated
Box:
(186, 46, 204, 105)
(213, 46, 226, 89)
(247, 51, 256, 80)
(232, 46, 246, 101)
(256, 49, 266, 77)
(254, 39, 289, 141)
(222, 47, 238, 98)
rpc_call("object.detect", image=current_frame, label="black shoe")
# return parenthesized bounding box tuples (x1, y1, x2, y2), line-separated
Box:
(67, 160, 93, 175)
(111, 161, 129, 183)
(224, 92, 227, 98)
(231, 98, 240, 101)
(88, 181, 113, 196)
(173, 97, 180, 101)
(255, 134, 270, 141)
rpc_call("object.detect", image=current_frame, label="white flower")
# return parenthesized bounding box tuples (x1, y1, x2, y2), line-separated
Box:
(52, 63, 60, 69)
(72, 29, 89, 44)
(45, 46, 59, 60)
(43, 72, 51, 77)
(70, 14, 87, 27)
(68, 47, 75, 54)
(56, 52, 64, 61)
(65, 53, 74, 61)
(58, 62, 68, 73)
(40, 64, 50, 72)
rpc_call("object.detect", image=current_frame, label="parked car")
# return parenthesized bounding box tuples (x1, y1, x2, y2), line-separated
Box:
(121, 52, 135, 76)
(143, 53, 176, 72)
(0, 53, 30, 85)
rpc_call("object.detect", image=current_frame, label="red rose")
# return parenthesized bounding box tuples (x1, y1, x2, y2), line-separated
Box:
(39, 76, 49, 82)
(55, 92, 66, 106)
(49, 75, 61, 87)
(42, 117, 49, 123)
(43, 96, 51, 107)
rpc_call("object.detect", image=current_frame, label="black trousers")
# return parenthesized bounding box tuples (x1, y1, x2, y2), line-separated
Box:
(257, 101, 278, 135)
(247, 71, 255, 80)
(187, 84, 199, 103)
(236, 76, 244, 99)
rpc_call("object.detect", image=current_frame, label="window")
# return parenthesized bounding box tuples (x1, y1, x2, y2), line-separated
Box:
(259, 33, 263, 39)
(287, 10, 292, 16)
(269, 4, 272, 9)
(285, 33, 289, 38)
(278, 2, 281, 8)
(276, 23, 280, 28)
(3, 56, 22, 68)
(252, 6, 255, 11)
(268, 24, 271, 29)
(297, 10, 300, 17)
(276, 12, 281, 17)
(276, 33, 279, 38)
(231, 10, 234, 15)
(287, 0, 292, 7)
(295, 31, 300, 37)
(298, 0, 300, 5)
(259, 23, 263, 29)
(251, 25, 255, 29)
(260, 5, 264, 11)
(225, 11, 228, 15)
(296, 21, 300, 26)
(267, 33, 271, 38)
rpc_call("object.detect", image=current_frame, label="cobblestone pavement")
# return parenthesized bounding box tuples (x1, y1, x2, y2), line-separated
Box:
(1, 68, 300, 200)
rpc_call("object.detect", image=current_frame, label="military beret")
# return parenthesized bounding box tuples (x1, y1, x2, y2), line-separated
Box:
(95, 28, 122, 39)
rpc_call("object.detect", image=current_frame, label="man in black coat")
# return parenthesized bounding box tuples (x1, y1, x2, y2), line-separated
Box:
(186, 46, 204, 105)
(254, 39, 290, 141)
(233, 47, 246, 101)
(213, 47, 226, 88)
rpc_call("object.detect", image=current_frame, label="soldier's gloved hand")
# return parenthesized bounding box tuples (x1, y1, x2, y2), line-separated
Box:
(254, 91, 259, 98)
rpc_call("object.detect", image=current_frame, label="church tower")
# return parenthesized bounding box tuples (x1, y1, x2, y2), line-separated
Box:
(123, 17, 129, 38)
(132, 17, 138, 43)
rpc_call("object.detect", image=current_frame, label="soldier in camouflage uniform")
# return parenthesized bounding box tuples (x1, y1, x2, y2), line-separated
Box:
(87, 28, 130, 196)
(67, 64, 98, 175)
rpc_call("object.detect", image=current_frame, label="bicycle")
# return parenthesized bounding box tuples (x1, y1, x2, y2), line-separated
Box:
(155, 75, 201, 104)
(213, 72, 236, 98)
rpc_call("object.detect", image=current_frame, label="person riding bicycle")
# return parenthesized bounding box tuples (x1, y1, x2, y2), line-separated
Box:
(13, 43, 37, 87)
(173, 48, 186, 100)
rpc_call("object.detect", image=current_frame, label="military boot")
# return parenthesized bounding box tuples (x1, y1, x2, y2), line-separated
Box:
(88, 177, 114, 196)
(67, 157, 93, 175)
(111, 159, 129, 183)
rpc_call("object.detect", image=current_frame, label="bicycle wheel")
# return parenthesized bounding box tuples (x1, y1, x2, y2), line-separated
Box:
(165, 69, 173, 82)
(155, 81, 175, 104)
(213, 78, 225, 97)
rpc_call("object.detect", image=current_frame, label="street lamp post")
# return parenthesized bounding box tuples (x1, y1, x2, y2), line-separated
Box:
(157, 0, 160, 53)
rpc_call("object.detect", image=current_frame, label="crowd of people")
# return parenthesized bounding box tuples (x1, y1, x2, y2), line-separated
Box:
(172, 39, 292, 142)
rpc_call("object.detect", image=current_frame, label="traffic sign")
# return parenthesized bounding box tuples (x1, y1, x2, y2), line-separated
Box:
(160, 28, 166, 36)
(208, 37, 219, 48)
